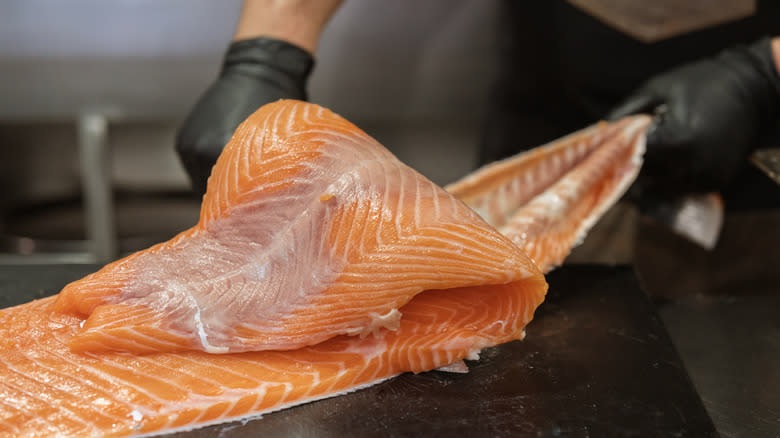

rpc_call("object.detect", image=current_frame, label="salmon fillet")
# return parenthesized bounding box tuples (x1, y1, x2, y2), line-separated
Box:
(54, 101, 543, 355)
(0, 281, 544, 437)
(0, 100, 649, 437)
(0, 100, 547, 437)
(446, 116, 650, 271)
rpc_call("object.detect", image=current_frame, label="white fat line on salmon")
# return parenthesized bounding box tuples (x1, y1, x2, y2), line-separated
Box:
(133, 375, 399, 438)
(189, 295, 229, 354)
(486, 319, 507, 331)
(12, 343, 130, 426)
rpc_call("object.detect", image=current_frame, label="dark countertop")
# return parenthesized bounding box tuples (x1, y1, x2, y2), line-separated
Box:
(633, 208, 780, 438)
(0, 264, 719, 437)
(660, 294, 780, 438)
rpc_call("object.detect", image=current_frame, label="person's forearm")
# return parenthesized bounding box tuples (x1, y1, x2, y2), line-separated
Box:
(773, 37, 780, 74)
(233, 0, 343, 54)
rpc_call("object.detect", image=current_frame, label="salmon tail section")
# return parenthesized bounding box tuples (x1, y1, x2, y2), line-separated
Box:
(447, 115, 651, 272)
(445, 120, 626, 228)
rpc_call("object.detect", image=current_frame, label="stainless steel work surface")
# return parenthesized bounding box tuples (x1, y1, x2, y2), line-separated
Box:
(0, 265, 718, 436)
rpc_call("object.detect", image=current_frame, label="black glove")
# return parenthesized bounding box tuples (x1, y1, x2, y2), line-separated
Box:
(608, 37, 780, 197)
(177, 37, 314, 195)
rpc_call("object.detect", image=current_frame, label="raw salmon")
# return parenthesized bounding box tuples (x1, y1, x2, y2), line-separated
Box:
(0, 100, 649, 437)
(0, 100, 547, 437)
(54, 101, 543, 355)
(446, 116, 650, 271)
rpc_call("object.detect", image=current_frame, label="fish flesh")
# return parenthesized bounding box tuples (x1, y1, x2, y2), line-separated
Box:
(54, 99, 542, 356)
(0, 100, 547, 437)
(0, 282, 544, 437)
(0, 100, 649, 437)
(0, 102, 649, 437)
(446, 116, 650, 271)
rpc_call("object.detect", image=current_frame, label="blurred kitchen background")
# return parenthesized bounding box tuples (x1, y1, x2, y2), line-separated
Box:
(0, 0, 498, 262)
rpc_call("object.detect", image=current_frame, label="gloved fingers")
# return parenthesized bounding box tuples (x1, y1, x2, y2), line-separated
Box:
(177, 37, 315, 195)
(605, 91, 664, 121)
(613, 37, 780, 200)
(175, 135, 225, 196)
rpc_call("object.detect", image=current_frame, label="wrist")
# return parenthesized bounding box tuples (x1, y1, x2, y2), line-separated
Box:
(224, 37, 314, 83)
(233, 0, 343, 55)
(773, 37, 780, 76)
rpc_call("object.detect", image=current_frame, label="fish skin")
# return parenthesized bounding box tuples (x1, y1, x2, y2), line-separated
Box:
(53, 100, 542, 355)
(0, 100, 548, 437)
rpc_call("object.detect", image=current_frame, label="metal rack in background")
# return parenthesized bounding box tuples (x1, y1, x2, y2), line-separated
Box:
(0, 113, 114, 265)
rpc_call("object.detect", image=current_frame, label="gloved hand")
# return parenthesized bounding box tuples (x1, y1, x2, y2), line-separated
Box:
(607, 37, 780, 197)
(176, 37, 314, 195)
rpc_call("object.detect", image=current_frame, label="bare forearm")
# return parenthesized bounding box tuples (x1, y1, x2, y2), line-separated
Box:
(233, 0, 343, 54)
(773, 37, 780, 74)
